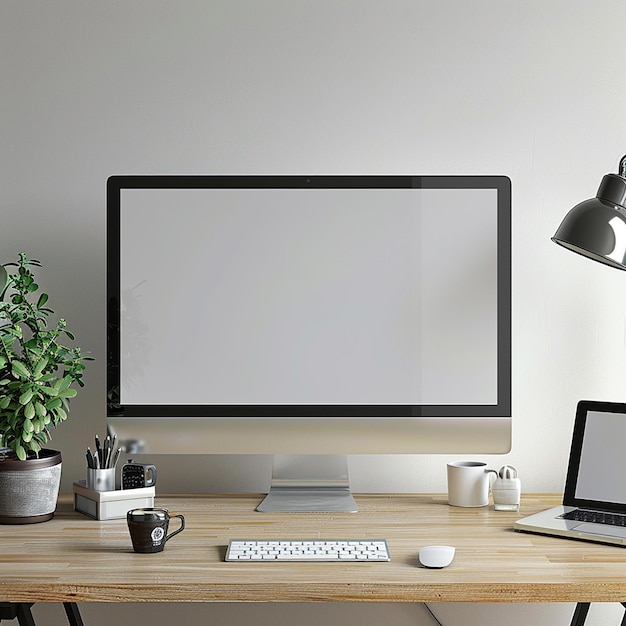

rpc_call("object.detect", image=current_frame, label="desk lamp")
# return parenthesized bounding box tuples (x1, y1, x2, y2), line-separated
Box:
(552, 155, 626, 270)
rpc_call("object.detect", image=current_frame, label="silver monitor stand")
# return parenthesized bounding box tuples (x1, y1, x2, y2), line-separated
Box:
(256, 454, 358, 513)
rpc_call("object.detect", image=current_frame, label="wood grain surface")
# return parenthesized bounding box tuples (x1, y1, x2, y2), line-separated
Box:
(0, 493, 625, 604)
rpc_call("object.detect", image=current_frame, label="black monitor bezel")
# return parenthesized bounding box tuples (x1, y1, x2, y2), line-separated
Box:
(107, 175, 511, 419)
(563, 399, 626, 513)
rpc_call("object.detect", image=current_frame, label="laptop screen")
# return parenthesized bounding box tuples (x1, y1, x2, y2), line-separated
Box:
(565, 401, 626, 510)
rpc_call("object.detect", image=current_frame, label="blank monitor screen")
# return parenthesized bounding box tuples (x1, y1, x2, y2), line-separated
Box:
(111, 179, 506, 412)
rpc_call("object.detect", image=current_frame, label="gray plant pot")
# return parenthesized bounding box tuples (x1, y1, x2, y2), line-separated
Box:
(0, 449, 62, 524)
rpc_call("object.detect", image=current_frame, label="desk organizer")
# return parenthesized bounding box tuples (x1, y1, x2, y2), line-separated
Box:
(73, 480, 155, 520)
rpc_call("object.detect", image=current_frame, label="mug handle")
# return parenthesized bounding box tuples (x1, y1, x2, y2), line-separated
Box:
(165, 514, 185, 542)
(485, 469, 498, 491)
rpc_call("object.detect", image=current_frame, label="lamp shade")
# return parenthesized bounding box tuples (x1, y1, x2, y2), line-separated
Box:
(552, 169, 626, 271)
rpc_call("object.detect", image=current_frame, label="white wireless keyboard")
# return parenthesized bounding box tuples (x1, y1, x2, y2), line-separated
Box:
(226, 539, 390, 562)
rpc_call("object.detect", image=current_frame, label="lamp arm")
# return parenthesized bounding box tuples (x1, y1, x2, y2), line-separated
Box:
(620, 155, 626, 178)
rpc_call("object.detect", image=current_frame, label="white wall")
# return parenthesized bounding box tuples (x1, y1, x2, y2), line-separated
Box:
(3, 1, 626, 624)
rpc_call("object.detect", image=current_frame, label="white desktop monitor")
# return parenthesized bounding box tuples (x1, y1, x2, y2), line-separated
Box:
(107, 175, 511, 511)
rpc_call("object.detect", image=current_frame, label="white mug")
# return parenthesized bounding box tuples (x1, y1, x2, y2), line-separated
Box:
(447, 461, 497, 507)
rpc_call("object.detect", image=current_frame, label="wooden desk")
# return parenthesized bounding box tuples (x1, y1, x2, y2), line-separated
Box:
(1, 493, 625, 604)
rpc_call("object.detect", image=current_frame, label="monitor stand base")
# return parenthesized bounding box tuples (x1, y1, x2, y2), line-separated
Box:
(256, 454, 358, 513)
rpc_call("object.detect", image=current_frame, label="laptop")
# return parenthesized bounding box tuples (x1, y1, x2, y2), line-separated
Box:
(514, 400, 626, 546)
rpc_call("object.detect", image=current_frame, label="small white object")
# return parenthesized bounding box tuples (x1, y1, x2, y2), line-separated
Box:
(492, 465, 521, 511)
(418, 545, 455, 568)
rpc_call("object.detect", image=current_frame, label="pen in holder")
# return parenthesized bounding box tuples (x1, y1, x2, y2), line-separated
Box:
(86, 433, 121, 492)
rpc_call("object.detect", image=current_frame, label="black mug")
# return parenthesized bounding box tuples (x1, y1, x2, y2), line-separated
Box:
(127, 508, 185, 553)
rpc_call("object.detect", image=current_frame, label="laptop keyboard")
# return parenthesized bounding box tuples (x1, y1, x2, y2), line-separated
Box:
(561, 509, 626, 526)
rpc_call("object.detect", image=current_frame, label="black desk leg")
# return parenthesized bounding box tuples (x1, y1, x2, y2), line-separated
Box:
(570, 603, 590, 626)
(63, 603, 84, 626)
(14, 604, 36, 626)
(0, 604, 36, 626)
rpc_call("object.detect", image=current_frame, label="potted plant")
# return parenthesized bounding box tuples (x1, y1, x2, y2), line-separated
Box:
(0, 252, 91, 523)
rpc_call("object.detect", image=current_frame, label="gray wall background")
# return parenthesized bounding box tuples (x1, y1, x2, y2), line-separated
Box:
(3, 1, 626, 624)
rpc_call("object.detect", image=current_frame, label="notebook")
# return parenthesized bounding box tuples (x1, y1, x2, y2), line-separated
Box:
(514, 400, 626, 546)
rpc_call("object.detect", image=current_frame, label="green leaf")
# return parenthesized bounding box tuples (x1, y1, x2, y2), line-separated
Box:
(33, 357, 48, 379)
(19, 389, 34, 405)
(34, 401, 46, 418)
(45, 397, 62, 410)
(6, 326, 22, 339)
(0, 396, 10, 409)
(0, 265, 8, 300)
(57, 387, 77, 399)
(11, 360, 30, 379)
(16, 445, 26, 461)
(24, 402, 35, 420)
(36, 292, 48, 309)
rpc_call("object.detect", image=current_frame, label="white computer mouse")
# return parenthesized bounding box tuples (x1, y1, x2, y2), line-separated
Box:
(418, 545, 455, 568)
